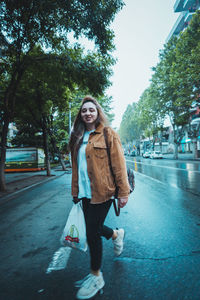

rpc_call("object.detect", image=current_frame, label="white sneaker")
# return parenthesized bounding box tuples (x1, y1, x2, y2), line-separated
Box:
(76, 272, 105, 299)
(74, 273, 93, 288)
(113, 228, 125, 256)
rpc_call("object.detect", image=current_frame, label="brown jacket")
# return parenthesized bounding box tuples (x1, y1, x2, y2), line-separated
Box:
(71, 124, 130, 204)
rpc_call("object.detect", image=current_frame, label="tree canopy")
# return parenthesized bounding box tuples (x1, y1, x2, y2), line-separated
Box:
(0, 0, 125, 190)
(119, 10, 200, 159)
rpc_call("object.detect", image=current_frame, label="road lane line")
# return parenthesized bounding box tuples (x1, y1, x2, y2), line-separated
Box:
(46, 247, 72, 274)
(134, 159, 138, 171)
(126, 159, 200, 173)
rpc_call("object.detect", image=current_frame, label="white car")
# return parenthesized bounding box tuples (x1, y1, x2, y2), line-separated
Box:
(143, 151, 151, 158)
(150, 151, 163, 159)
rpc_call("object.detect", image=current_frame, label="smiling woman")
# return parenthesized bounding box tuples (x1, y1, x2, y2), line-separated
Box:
(68, 95, 130, 299)
(81, 102, 98, 131)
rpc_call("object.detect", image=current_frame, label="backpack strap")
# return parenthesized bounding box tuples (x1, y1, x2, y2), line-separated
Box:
(103, 127, 120, 216)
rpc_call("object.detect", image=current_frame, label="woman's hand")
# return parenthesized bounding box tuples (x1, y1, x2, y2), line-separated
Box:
(118, 197, 128, 208)
(73, 197, 80, 204)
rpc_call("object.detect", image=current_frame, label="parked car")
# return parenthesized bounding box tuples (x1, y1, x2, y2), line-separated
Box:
(150, 151, 163, 159)
(143, 151, 151, 158)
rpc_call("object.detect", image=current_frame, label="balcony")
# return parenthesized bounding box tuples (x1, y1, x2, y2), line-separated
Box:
(174, 0, 184, 12)
(184, 12, 194, 24)
(183, 0, 199, 11)
(166, 11, 187, 41)
(174, 0, 199, 12)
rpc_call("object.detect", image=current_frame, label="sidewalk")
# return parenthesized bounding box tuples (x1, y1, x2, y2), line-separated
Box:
(0, 166, 72, 202)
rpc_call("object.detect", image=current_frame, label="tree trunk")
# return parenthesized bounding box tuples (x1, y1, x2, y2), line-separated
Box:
(172, 124, 179, 160)
(0, 60, 27, 192)
(173, 143, 178, 159)
(195, 123, 200, 158)
(193, 140, 198, 159)
(60, 158, 66, 170)
(0, 64, 26, 191)
(159, 141, 162, 153)
(50, 136, 66, 171)
(42, 124, 51, 176)
(152, 141, 155, 151)
(0, 117, 9, 191)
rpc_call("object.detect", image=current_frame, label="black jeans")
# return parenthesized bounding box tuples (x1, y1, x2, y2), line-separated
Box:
(82, 198, 113, 271)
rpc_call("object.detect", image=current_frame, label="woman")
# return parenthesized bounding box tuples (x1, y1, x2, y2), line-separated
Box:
(68, 95, 130, 300)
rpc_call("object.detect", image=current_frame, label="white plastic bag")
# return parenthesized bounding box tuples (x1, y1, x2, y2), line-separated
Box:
(60, 202, 87, 252)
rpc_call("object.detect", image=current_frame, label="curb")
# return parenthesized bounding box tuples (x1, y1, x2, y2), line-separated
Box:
(0, 171, 67, 205)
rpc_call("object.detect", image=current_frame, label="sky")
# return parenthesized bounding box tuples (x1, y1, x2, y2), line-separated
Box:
(106, 0, 178, 129)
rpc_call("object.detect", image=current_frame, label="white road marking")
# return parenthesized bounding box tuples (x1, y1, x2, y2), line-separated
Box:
(46, 247, 72, 274)
(126, 159, 200, 173)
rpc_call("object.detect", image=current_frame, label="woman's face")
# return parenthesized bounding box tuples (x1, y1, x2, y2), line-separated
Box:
(81, 101, 98, 128)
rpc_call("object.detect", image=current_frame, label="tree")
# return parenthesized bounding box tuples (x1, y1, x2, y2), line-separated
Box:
(119, 85, 166, 154)
(0, 0, 124, 190)
(151, 37, 191, 159)
(140, 88, 163, 152)
(13, 46, 114, 174)
(11, 122, 43, 148)
(119, 12, 200, 159)
(173, 11, 200, 158)
(119, 103, 142, 145)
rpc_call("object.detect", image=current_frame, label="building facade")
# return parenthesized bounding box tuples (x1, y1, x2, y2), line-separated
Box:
(165, 0, 200, 156)
(167, 0, 200, 42)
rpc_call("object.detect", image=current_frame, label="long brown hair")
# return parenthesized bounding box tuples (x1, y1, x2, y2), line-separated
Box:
(68, 96, 109, 155)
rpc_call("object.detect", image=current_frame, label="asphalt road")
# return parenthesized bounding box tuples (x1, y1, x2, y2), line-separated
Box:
(126, 156, 200, 197)
(0, 162, 200, 300)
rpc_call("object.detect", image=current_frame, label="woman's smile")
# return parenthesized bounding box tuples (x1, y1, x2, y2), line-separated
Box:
(81, 101, 98, 129)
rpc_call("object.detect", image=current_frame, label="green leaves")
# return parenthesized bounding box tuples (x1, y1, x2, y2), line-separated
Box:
(0, 0, 124, 57)
(0, 0, 124, 190)
(119, 11, 200, 149)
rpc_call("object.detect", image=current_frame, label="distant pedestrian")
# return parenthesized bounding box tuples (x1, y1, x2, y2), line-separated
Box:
(68, 95, 130, 299)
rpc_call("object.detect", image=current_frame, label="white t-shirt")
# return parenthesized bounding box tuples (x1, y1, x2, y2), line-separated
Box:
(77, 130, 94, 199)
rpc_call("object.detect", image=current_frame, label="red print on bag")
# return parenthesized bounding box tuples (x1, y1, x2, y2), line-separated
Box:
(65, 225, 80, 243)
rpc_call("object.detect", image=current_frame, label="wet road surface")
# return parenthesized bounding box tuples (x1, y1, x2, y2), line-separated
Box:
(126, 156, 200, 197)
(0, 169, 200, 299)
